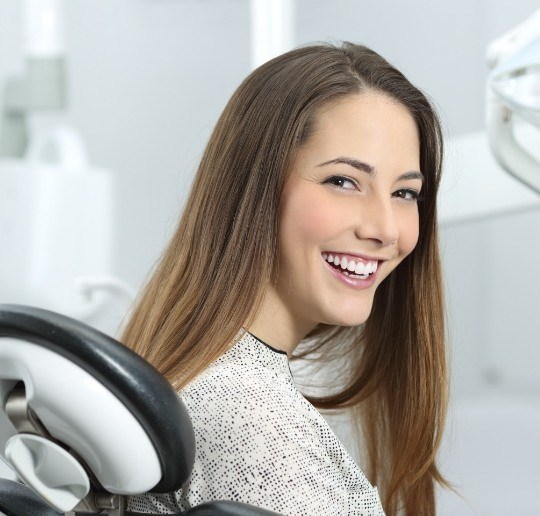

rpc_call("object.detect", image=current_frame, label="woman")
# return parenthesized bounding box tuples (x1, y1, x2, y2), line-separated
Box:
(125, 42, 448, 515)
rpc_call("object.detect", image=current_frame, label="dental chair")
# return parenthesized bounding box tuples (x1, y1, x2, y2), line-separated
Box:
(0, 304, 280, 516)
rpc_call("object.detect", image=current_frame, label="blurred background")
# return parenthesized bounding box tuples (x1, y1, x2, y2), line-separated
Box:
(0, 0, 539, 514)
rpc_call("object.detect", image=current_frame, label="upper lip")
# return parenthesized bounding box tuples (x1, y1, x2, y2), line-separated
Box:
(322, 251, 389, 262)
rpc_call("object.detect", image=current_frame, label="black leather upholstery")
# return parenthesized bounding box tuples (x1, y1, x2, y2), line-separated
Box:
(0, 304, 195, 492)
(0, 478, 62, 516)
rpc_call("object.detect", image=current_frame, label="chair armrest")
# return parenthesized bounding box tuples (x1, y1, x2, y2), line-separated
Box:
(0, 304, 195, 492)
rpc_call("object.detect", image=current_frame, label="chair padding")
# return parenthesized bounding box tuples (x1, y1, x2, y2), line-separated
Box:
(0, 304, 195, 493)
(0, 478, 62, 516)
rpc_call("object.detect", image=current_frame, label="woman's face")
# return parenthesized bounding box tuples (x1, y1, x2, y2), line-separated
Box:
(267, 92, 422, 337)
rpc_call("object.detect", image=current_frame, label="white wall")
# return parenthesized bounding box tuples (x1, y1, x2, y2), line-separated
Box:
(63, 0, 253, 286)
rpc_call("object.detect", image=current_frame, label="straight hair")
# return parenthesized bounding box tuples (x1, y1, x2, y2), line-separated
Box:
(122, 42, 448, 515)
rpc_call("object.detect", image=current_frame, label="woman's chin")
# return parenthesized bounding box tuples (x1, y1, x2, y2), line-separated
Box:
(321, 307, 373, 328)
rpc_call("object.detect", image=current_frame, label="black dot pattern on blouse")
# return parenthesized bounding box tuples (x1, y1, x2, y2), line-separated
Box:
(126, 332, 385, 515)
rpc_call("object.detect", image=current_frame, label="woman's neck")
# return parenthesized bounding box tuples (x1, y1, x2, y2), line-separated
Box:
(246, 287, 316, 357)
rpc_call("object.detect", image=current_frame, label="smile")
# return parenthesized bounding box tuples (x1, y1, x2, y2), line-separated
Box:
(322, 253, 379, 280)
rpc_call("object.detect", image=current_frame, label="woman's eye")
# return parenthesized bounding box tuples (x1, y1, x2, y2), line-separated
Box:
(323, 175, 357, 190)
(393, 188, 422, 201)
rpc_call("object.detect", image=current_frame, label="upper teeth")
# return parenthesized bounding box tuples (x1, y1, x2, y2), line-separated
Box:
(322, 253, 378, 275)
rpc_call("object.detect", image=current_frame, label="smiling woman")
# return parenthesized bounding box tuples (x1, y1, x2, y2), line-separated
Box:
(250, 94, 423, 339)
(122, 42, 447, 516)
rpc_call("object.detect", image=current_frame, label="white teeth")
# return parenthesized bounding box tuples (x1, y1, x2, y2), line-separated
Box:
(323, 253, 379, 277)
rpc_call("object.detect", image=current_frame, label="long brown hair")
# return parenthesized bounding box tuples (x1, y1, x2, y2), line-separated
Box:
(122, 42, 448, 515)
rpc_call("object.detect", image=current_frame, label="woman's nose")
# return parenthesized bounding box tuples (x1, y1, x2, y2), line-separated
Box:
(354, 197, 399, 247)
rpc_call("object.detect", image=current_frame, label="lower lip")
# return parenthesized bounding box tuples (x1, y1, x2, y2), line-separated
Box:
(323, 260, 380, 289)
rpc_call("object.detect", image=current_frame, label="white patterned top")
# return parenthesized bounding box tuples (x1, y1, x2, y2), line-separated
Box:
(126, 331, 385, 515)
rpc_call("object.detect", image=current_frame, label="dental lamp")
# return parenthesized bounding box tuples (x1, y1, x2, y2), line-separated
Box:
(487, 8, 540, 194)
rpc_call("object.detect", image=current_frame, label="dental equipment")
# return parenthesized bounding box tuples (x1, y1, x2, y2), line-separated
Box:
(0, 0, 67, 158)
(487, 8, 540, 194)
(0, 126, 126, 322)
(0, 0, 134, 327)
(0, 304, 281, 515)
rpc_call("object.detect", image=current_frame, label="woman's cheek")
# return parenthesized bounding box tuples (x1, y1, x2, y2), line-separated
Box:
(281, 187, 345, 244)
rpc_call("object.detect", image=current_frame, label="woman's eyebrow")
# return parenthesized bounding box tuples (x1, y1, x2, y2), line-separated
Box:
(317, 156, 374, 174)
(317, 156, 424, 182)
(398, 171, 424, 182)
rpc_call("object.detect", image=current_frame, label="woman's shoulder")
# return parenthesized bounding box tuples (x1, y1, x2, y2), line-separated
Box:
(177, 332, 326, 440)
(170, 334, 385, 515)
(180, 351, 297, 413)
(180, 331, 295, 401)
